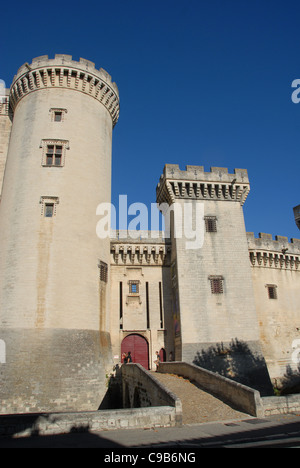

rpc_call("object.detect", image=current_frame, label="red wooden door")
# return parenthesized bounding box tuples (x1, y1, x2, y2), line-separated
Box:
(159, 348, 166, 362)
(121, 334, 149, 370)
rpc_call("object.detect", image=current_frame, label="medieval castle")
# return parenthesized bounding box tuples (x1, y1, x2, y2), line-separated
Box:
(0, 55, 299, 414)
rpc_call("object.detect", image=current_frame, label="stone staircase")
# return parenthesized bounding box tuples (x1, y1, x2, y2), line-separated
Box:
(152, 371, 250, 424)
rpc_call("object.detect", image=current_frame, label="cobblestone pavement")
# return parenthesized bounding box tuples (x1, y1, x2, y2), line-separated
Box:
(151, 372, 249, 424)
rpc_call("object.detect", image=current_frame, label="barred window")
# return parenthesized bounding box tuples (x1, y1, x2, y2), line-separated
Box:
(205, 216, 217, 232)
(209, 276, 224, 294)
(99, 261, 108, 283)
(129, 280, 139, 294)
(267, 284, 277, 299)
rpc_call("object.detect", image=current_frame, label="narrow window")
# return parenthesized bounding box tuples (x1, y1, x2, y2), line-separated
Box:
(267, 285, 277, 299)
(44, 203, 54, 218)
(209, 276, 224, 294)
(99, 261, 108, 283)
(146, 282, 150, 329)
(46, 145, 54, 165)
(159, 281, 163, 328)
(54, 146, 62, 166)
(119, 282, 123, 329)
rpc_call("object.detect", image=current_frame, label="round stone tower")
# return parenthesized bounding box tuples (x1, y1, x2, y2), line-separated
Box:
(0, 55, 120, 413)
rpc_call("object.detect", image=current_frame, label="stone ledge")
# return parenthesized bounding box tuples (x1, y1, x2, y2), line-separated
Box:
(262, 394, 300, 416)
(0, 406, 177, 438)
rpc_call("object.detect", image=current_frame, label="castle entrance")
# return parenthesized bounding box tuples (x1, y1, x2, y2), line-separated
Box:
(121, 334, 149, 370)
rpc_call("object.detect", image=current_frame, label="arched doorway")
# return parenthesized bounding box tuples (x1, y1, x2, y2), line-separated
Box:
(121, 334, 149, 370)
(159, 348, 166, 362)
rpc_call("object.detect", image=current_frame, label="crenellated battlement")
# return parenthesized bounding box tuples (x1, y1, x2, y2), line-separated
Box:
(110, 231, 171, 265)
(247, 232, 300, 270)
(156, 164, 250, 205)
(9, 55, 120, 127)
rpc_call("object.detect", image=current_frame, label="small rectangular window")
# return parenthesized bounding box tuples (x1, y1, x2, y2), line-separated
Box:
(49, 108, 67, 122)
(44, 203, 54, 218)
(267, 285, 277, 299)
(54, 111, 62, 122)
(205, 216, 217, 232)
(129, 281, 139, 294)
(209, 276, 224, 294)
(40, 196, 59, 217)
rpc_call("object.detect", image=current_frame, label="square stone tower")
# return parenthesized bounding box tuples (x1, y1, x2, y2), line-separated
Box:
(156, 164, 271, 393)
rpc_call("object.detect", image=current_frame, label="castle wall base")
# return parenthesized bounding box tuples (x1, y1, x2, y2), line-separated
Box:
(0, 329, 112, 414)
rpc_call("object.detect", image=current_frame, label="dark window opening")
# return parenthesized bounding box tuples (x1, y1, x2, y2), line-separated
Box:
(210, 276, 224, 294)
(159, 281, 163, 328)
(99, 261, 108, 283)
(146, 282, 150, 329)
(119, 282, 123, 329)
(54, 111, 62, 122)
(44, 203, 54, 218)
(205, 216, 217, 232)
(267, 285, 277, 299)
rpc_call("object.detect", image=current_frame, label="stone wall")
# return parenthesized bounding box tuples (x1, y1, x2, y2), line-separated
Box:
(262, 394, 300, 416)
(247, 233, 300, 385)
(121, 363, 182, 425)
(0, 406, 177, 437)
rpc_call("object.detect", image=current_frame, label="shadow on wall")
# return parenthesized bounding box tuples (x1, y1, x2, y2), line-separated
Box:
(99, 365, 123, 410)
(277, 364, 300, 395)
(193, 339, 273, 396)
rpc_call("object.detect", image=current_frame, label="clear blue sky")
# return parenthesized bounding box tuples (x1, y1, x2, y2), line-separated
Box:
(1, 0, 299, 239)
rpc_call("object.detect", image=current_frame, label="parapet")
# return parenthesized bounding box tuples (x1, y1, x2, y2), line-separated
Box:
(156, 164, 250, 206)
(247, 232, 300, 270)
(110, 230, 171, 266)
(9, 55, 120, 127)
